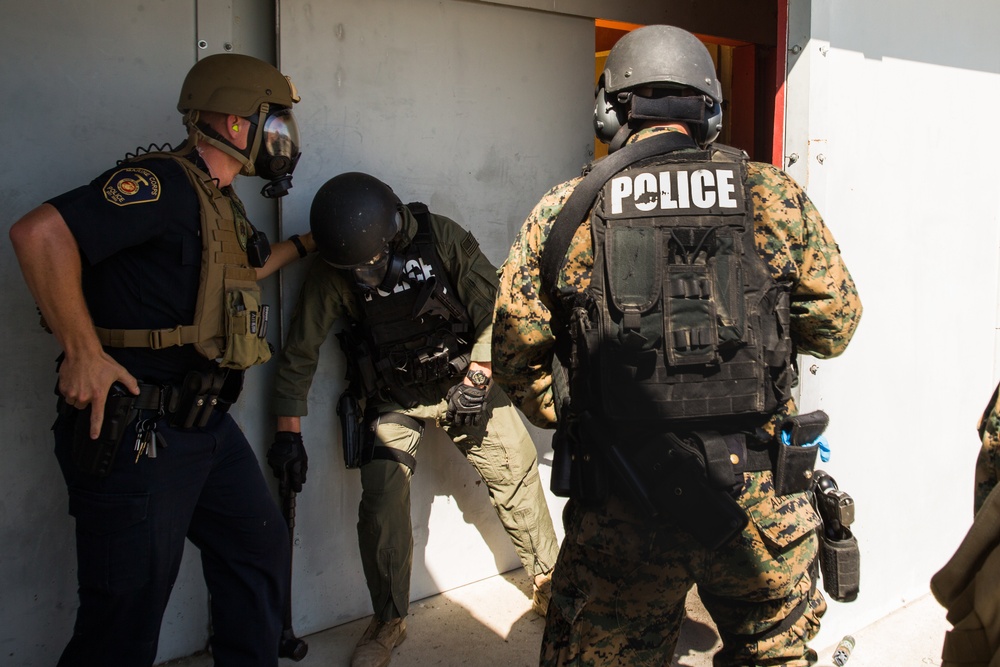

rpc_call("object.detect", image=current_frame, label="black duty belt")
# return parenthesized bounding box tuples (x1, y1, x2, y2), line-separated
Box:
(132, 368, 235, 429)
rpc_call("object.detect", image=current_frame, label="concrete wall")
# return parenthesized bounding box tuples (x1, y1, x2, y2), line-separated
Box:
(3, 0, 999, 663)
(783, 0, 1000, 650)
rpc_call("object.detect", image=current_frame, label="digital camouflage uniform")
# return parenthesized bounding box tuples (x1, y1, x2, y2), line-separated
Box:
(273, 205, 559, 621)
(493, 126, 862, 666)
(975, 385, 1000, 514)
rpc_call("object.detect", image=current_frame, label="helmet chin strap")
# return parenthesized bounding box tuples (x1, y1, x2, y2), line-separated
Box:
(183, 105, 269, 176)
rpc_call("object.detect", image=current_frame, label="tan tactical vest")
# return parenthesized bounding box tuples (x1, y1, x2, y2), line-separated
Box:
(94, 153, 271, 370)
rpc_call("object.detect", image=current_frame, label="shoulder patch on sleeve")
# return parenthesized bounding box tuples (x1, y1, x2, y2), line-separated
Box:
(461, 230, 480, 257)
(102, 167, 162, 207)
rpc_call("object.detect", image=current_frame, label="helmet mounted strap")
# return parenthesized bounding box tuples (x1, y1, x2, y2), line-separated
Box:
(243, 102, 269, 177)
(183, 108, 262, 176)
(628, 94, 710, 125)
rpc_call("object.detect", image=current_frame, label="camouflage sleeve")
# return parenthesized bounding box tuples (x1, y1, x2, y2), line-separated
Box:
(493, 178, 584, 428)
(975, 384, 1000, 513)
(430, 213, 498, 362)
(271, 258, 351, 416)
(750, 162, 863, 359)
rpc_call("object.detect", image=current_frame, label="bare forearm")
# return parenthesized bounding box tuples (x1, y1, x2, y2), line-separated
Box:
(276, 415, 302, 432)
(10, 204, 101, 357)
(9, 203, 138, 435)
(256, 231, 316, 280)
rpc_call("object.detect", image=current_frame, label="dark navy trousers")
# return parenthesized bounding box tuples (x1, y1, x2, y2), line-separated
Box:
(53, 408, 289, 667)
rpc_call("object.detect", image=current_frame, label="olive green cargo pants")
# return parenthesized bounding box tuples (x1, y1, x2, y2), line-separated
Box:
(358, 384, 559, 621)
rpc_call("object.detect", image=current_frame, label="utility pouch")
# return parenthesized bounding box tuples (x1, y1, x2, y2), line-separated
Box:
(338, 391, 363, 468)
(70, 383, 137, 477)
(774, 410, 828, 496)
(219, 285, 271, 370)
(631, 440, 748, 550)
(818, 529, 861, 602)
(170, 370, 225, 428)
(581, 410, 747, 549)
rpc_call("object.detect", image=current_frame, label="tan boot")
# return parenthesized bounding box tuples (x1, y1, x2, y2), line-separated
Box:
(532, 571, 553, 618)
(350, 616, 407, 667)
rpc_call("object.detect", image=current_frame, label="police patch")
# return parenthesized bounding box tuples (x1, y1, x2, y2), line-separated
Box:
(103, 167, 161, 207)
(604, 162, 744, 218)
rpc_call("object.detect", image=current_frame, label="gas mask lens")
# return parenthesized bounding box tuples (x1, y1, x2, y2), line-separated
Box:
(262, 109, 299, 166)
(353, 248, 391, 289)
(256, 107, 301, 198)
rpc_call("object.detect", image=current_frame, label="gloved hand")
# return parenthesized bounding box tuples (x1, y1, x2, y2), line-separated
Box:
(267, 431, 308, 493)
(445, 381, 491, 427)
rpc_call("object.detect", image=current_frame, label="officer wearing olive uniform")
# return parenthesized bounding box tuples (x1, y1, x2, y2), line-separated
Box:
(9, 54, 313, 667)
(493, 26, 862, 667)
(268, 172, 560, 667)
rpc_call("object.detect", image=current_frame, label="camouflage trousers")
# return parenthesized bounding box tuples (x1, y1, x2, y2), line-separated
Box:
(541, 470, 826, 667)
(357, 383, 560, 621)
(974, 384, 1000, 514)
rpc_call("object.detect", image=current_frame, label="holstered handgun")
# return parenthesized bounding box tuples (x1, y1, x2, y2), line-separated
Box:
(338, 390, 363, 469)
(68, 383, 137, 477)
(812, 470, 860, 602)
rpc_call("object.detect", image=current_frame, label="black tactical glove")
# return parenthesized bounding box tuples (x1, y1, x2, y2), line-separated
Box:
(267, 431, 308, 493)
(445, 381, 491, 427)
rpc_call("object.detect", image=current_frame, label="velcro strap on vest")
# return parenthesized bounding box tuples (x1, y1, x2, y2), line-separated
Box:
(96, 325, 202, 350)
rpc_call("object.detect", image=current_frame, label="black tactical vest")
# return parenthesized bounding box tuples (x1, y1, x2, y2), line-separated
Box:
(549, 144, 794, 427)
(348, 204, 471, 401)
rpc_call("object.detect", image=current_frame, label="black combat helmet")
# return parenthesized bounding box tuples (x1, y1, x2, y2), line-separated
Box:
(595, 25, 723, 150)
(309, 172, 403, 269)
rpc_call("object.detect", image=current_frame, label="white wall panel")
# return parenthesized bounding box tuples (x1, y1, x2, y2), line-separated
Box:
(785, 0, 1000, 650)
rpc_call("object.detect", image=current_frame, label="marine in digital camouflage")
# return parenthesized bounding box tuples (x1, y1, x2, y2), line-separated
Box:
(975, 385, 1000, 513)
(493, 126, 862, 666)
(541, 471, 826, 667)
(493, 126, 862, 431)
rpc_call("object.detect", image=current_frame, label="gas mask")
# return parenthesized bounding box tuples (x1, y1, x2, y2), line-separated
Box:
(245, 106, 301, 198)
(352, 244, 405, 293)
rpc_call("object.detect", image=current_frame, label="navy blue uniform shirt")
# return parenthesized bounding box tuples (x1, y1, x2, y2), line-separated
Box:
(48, 152, 221, 383)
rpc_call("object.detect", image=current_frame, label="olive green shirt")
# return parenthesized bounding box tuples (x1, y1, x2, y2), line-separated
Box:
(272, 206, 498, 417)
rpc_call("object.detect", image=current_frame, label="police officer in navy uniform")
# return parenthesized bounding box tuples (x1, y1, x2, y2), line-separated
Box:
(9, 54, 314, 667)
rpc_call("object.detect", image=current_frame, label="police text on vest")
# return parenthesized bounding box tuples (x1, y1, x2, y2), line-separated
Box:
(608, 166, 741, 217)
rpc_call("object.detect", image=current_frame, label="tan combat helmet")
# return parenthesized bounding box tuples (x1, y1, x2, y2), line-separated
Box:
(178, 53, 302, 196)
(178, 53, 299, 117)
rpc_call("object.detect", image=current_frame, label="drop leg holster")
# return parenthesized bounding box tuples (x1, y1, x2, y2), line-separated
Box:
(360, 408, 423, 472)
